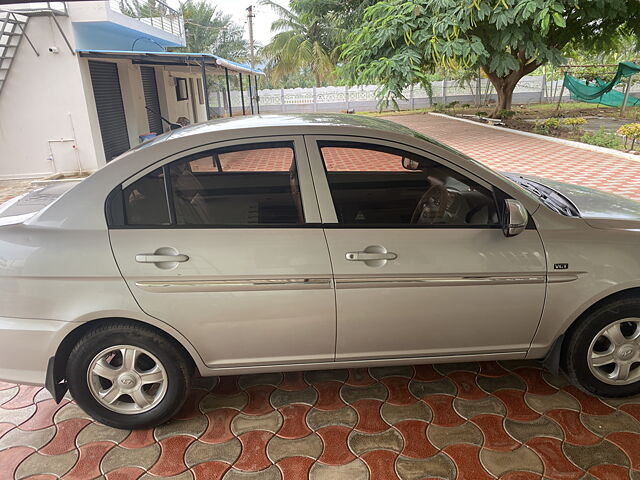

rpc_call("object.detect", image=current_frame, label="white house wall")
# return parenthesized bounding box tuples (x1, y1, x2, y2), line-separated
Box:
(0, 15, 99, 178)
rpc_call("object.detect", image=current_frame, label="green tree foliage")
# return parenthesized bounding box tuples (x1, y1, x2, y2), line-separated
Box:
(178, 0, 248, 60)
(259, 0, 341, 87)
(341, 0, 640, 116)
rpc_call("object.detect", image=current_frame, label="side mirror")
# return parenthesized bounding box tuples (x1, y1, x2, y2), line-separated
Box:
(503, 199, 528, 237)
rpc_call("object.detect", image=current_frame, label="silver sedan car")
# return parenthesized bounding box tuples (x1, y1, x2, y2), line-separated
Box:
(2, 114, 640, 429)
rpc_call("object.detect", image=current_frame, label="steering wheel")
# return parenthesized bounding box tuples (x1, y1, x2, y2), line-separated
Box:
(411, 184, 449, 224)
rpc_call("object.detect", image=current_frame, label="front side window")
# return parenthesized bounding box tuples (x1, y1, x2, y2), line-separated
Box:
(319, 142, 499, 226)
(119, 142, 304, 227)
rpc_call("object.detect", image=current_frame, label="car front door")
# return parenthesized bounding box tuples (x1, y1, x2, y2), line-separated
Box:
(108, 137, 336, 369)
(305, 136, 546, 362)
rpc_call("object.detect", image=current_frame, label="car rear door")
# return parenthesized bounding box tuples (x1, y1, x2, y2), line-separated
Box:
(305, 135, 547, 362)
(108, 136, 336, 369)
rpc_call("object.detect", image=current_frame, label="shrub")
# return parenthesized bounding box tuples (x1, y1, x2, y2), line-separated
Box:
(446, 101, 460, 108)
(617, 123, 640, 150)
(433, 103, 446, 113)
(534, 117, 561, 135)
(580, 127, 623, 150)
(461, 103, 471, 109)
(476, 111, 488, 117)
(562, 117, 587, 130)
(498, 109, 516, 119)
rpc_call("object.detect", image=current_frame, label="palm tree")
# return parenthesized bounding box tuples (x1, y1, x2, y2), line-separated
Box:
(260, 0, 339, 87)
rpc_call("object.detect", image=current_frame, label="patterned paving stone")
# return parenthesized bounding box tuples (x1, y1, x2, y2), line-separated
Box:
(270, 386, 317, 409)
(74, 421, 129, 446)
(231, 411, 283, 436)
(308, 458, 369, 480)
(380, 400, 432, 425)
(100, 443, 161, 473)
(427, 421, 483, 449)
(480, 445, 544, 478)
(454, 394, 507, 419)
(14, 449, 78, 479)
(349, 428, 403, 456)
(504, 415, 565, 443)
(306, 405, 358, 430)
(184, 438, 241, 466)
(563, 440, 630, 471)
(395, 453, 457, 480)
(266, 433, 322, 463)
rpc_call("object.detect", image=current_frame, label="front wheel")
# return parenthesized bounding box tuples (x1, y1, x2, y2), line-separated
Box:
(66, 322, 191, 429)
(563, 297, 640, 397)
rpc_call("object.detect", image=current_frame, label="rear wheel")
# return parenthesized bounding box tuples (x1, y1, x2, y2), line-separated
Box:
(66, 322, 191, 429)
(564, 297, 640, 397)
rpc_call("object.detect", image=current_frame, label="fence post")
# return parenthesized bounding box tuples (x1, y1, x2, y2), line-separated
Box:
(476, 75, 481, 106)
(621, 76, 633, 116)
(442, 78, 447, 104)
(280, 88, 285, 112)
(313, 86, 318, 112)
(345, 86, 350, 111)
(409, 84, 414, 110)
(540, 74, 546, 103)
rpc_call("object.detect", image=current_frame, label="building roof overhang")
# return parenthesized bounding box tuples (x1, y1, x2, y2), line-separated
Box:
(76, 49, 264, 76)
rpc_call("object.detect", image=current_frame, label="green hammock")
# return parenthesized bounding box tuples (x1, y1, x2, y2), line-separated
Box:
(564, 61, 640, 108)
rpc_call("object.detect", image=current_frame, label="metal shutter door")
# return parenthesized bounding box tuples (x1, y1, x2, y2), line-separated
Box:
(140, 66, 164, 135)
(88, 61, 130, 162)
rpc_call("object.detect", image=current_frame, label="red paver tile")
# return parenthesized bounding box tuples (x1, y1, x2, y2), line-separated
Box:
(39, 418, 91, 455)
(0, 381, 16, 391)
(423, 394, 466, 427)
(470, 414, 520, 451)
(562, 386, 615, 415)
(393, 419, 438, 458)
(0, 422, 14, 438)
(546, 409, 600, 446)
(190, 461, 231, 480)
(1, 385, 40, 409)
(346, 368, 376, 386)
(525, 437, 583, 480)
(234, 430, 273, 471)
(361, 449, 401, 479)
(448, 372, 486, 400)
(119, 428, 155, 448)
(619, 403, 640, 422)
(316, 426, 356, 465)
(212, 376, 241, 395)
(493, 390, 540, 421)
(105, 466, 145, 480)
(443, 443, 493, 480)
(499, 472, 542, 480)
(413, 364, 443, 382)
(352, 399, 389, 433)
(242, 386, 276, 416)
(478, 362, 510, 377)
(64, 441, 115, 480)
(0, 446, 35, 480)
(147, 435, 195, 477)
(276, 456, 315, 480)
(513, 368, 558, 396)
(18, 399, 69, 431)
(278, 372, 309, 391)
(200, 408, 237, 444)
(277, 404, 312, 439)
(606, 431, 640, 470)
(587, 464, 629, 480)
(381, 377, 415, 406)
(313, 381, 346, 411)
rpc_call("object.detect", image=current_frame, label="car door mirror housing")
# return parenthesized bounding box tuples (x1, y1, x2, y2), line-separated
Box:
(503, 199, 528, 237)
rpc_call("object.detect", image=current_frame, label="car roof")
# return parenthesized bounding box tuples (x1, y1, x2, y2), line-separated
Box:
(132, 113, 433, 152)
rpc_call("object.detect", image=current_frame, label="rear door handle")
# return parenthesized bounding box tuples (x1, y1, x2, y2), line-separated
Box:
(135, 254, 189, 263)
(345, 251, 397, 261)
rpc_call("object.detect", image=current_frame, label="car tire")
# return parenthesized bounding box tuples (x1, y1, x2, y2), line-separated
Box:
(563, 296, 640, 397)
(66, 321, 191, 429)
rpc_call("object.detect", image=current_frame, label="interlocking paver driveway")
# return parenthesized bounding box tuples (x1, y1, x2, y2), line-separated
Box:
(2, 115, 640, 479)
(389, 113, 640, 201)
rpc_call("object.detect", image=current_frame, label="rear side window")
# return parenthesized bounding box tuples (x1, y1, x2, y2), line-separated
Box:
(112, 142, 305, 227)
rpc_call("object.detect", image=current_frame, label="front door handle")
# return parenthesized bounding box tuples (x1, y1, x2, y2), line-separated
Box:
(345, 245, 397, 267)
(345, 251, 397, 261)
(135, 247, 189, 270)
(135, 254, 189, 263)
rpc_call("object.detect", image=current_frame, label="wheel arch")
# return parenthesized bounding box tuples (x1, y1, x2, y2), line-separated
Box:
(46, 317, 203, 402)
(543, 287, 640, 374)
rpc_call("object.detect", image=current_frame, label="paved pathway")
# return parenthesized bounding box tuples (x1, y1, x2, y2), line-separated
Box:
(1, 117, 640, 480)
(388, 114, 640, 201)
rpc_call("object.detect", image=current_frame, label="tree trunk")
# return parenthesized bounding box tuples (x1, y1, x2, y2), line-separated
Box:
(313, 72, 321, 88)
(482, 57, 541, 118)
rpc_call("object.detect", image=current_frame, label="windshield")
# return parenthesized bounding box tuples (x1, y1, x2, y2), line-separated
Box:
(501, 173, 580, 217)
